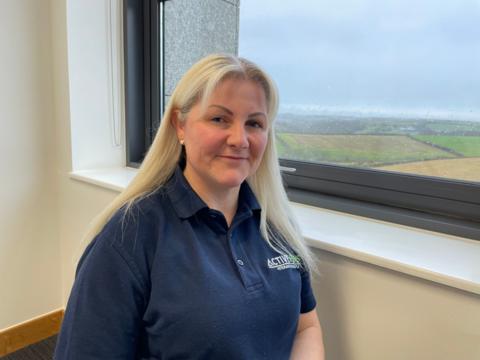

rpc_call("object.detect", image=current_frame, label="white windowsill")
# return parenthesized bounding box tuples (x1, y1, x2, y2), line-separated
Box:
(294, 202, 480, 295)
(70, 167, 480, 296)
(70, 167, 138, 192)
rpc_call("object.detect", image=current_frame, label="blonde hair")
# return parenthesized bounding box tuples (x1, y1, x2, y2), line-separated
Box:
(79, 53, 317, 272)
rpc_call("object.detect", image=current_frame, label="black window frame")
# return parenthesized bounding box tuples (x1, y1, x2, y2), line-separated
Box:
(123, 0, 480, 241)
(124, 0, 164, 167)
(282, 160, 480, 240)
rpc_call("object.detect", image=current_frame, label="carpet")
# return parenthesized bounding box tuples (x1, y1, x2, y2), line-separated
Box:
(2, 335, 57, 360)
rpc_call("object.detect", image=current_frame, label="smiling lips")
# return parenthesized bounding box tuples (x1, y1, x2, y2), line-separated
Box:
(218, 155, 248, 161)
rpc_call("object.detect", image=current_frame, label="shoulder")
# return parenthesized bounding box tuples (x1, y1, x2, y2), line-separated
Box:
(78, 188, 173, 284)
(102, 188, 170, 247)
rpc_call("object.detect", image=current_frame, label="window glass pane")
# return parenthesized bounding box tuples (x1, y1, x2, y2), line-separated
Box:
(239, 0, 480, 183)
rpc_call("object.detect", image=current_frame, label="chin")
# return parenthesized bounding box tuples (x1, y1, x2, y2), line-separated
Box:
(215, 173, 248, 189)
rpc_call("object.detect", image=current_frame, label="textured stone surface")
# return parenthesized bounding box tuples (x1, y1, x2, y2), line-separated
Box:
(164, 0, 239, 96)
(164, 95, 171, 108)
(222, 0, 239, 5)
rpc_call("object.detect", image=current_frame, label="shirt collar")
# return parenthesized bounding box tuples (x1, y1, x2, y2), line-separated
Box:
(165, 165, 261, 220)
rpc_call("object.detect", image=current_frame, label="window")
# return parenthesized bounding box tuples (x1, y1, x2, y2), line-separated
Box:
(238, 0, 480, 240)
(124, 0, 480, 240)
(124, 0, 164, 167)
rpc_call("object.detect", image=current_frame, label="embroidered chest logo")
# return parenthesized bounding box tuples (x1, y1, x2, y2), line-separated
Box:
(267, 255, 301, 271)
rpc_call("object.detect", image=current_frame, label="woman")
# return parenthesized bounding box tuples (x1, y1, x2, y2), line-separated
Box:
(54, 54, 324, 359)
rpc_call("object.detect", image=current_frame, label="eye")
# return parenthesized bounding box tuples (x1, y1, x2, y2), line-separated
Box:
(210, 116, 226, 124)
(246, 119, 265, 129)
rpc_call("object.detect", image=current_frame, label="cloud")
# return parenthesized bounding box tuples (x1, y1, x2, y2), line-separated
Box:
(238, 0, 480, 112)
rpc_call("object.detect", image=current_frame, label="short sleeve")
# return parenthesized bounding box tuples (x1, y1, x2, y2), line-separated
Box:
(300, 270, 317, 313)
(54, 214, 148, 359)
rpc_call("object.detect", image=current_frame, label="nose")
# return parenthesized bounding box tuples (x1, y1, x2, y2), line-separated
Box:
(227, 122, 249, 149)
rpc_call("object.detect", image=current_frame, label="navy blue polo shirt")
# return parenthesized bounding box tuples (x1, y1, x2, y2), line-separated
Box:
(54, 166, 316, 360)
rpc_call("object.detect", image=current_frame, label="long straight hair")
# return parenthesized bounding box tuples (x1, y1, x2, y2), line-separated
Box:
(78, 54, 317, 272)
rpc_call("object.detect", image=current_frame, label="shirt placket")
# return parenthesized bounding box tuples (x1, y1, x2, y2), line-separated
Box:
(227, 225, 264, 293)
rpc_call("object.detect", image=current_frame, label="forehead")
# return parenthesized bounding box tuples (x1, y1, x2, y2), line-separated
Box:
(204, 78, 267, 111)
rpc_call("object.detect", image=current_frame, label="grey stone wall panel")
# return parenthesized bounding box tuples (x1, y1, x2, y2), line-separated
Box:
(164, 0, 239, 96)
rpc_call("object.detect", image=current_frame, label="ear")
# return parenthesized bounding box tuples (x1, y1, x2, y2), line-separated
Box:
(171, 110, 185, 141)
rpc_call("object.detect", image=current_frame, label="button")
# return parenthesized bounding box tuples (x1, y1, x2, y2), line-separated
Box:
(237, 259, 244, 266)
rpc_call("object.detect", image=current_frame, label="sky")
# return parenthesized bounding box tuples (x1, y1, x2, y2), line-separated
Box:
(238, 0, 480, 119)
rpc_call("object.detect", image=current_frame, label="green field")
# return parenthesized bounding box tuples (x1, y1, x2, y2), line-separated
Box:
(412, 135, 480, 157)
(424, 122, 480, 134)
(276, 133, 456, 167)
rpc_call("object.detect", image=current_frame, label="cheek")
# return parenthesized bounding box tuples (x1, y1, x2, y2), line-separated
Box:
(251, 133, 269, 159)
(185, 128, 222, 157)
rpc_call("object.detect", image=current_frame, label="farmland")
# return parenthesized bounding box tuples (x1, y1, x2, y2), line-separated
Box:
(275, 133, 456, 167)
(411, 135, 480, 157)
(274, 114, 480, 182)
(378, 157, 480, 182)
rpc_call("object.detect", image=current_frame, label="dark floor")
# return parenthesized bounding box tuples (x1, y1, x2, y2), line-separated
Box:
(2, 335, 57, 360)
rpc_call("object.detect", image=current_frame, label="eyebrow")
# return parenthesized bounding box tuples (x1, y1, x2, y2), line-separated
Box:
(208, 104, 267, 119)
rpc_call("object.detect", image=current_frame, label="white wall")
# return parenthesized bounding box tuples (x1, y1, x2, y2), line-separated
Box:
(1, 0, 479, 359)
(314, 249, 480, 360)
(0, 0, 61, 329)
(50, 0, 121, 305)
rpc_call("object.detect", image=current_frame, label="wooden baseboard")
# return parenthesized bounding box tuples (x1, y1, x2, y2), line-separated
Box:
(0, 309, 64, 356)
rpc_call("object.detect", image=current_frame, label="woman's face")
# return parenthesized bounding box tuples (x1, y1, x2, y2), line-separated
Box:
(174, 78, 269, 197)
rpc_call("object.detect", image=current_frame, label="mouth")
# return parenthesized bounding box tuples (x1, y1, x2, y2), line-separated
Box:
(218, 155, 248, 161)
